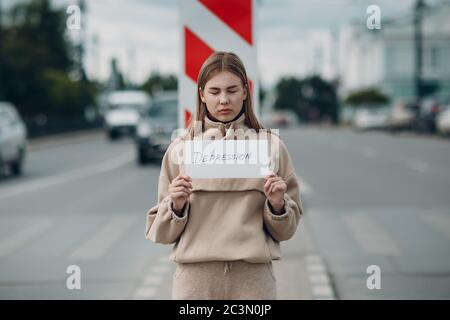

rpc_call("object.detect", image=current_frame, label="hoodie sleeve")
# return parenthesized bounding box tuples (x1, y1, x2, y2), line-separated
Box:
(263, 138, 304, 241)
(145, 140, 190, 244)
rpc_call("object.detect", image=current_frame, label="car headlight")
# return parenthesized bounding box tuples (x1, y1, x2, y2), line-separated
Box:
(137, 122, 152, 137)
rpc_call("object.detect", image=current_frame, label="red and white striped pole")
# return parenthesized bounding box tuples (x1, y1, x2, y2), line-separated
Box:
(179, 0, 258, 129)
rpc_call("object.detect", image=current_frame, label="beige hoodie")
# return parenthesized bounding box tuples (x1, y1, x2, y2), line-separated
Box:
(145, 113, 304, 263)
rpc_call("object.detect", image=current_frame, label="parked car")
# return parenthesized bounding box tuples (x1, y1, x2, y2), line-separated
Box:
(0, 101, 27, 176)
(135, 91, 178, 164)
(387, 100, 419, 132)
(353, 107, 389, 131)
(261, 110, 299, 128)
(415, 98, 443, 134)
(437, 104, 450, 136)
(103, 90, 151, 140)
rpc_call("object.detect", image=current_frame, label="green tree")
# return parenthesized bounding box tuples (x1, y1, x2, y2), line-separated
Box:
(274, 75, 339, 123)
(141, 71, 177, 96)
(345, 88, 390, 107)
(0, 0, 96, 122)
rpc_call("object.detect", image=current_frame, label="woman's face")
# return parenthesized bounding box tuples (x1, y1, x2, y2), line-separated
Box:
(200, 70, 247, 122)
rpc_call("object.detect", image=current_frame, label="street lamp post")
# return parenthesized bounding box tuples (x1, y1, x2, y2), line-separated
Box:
(0, 0, 3, 37)
(414, 0, 425, 102)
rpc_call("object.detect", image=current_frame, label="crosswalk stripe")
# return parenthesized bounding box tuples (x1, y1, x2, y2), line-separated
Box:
(157, 255, 170, 264)
(408, 160, 430, 173)
(420, 213, 450, 240)
(299, 177, 312, 196)
(312, 285, 334, 297)
(67, 216, 136, 260)
(151, 264, 171, 274)
(0, 220, 53, 258)
(130, 254, 173, 300)
(343, 214, 401, 255)
(304, 253, 336, 300)
(143, 275, 164, 286)
(308, 273, 330, 285)
(132, 286, 157, 299)
(361, 147, 377, 158)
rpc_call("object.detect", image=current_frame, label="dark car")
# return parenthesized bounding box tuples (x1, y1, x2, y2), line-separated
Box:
(415, 98, 444, 134)
(135, 91, 178, 164)
(388, 100, 419, 133)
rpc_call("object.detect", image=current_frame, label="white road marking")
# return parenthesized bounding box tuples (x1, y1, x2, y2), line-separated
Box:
(132, 286, 157, 299)
(67, 216, 136, 260)
(408, 160, 430, 173)
(420, 213, 450, 240)
(361, 147, 377, 158)
(306, 263, 326, 273)
(0, 220, 53, 258)
(305, 253, 336, 300)
(305, 254, 323, 264)
(151, 264, 171, 274)
(299, 177, 312, 196)
(333, 141, 347, 149)
(130, 254, 172, 300)
(312, 285, 334, 297)
(343, 214, 401, 255)
(143, 275, 164, 286)
(157, 255, 170, 263)
(308, 273, 330, 285)
(0, 152, 134, 200)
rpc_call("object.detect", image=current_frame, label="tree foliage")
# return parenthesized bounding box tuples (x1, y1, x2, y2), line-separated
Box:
(344, 88, 389, 107)
(0, 0, 96, 120)
(274, 75, 339, 123)
(141, 72, 177, 96)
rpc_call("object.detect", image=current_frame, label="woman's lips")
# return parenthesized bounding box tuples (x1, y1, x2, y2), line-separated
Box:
(218, 109, 232, 114)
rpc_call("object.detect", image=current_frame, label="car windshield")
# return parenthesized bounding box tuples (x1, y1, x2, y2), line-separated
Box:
(360, 107, 388, 115)
(148, 99, 178, 119)
(109, 104, 142, 111)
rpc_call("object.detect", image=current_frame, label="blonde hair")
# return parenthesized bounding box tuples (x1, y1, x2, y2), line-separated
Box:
(184, 51, 265, 139)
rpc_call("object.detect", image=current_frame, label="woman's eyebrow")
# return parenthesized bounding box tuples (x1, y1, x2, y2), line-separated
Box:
(208, 85, 239, 90)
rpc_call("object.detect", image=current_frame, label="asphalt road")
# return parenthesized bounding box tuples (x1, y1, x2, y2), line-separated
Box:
(0, 127, 449, 299)
(288, 127, 450, 299)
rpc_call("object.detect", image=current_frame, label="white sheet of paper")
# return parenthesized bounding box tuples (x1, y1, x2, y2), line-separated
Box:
(184, 139, 270, 179)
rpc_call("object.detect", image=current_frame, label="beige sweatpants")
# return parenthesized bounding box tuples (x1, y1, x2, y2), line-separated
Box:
(171, 260, 277, 300)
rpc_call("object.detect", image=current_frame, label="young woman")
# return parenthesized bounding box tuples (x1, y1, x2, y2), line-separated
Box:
(145, 52, 304, 300)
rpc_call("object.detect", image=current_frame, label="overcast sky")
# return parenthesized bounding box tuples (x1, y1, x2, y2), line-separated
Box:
(4, 0, 439, 88)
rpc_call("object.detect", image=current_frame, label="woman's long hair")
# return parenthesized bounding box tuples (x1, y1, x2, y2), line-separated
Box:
(184, 52, 265, 139)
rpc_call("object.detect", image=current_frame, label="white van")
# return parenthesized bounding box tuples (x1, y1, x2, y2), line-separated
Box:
(103, 90, 151, 140)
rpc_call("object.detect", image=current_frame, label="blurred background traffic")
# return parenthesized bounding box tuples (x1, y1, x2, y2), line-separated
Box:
(0, 0, 450, 299)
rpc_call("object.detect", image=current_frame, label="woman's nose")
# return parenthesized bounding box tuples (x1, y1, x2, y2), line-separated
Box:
(220, 94, 230, 104)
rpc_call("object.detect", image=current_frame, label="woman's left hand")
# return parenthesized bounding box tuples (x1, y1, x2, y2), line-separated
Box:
(264, 172, 287, 214)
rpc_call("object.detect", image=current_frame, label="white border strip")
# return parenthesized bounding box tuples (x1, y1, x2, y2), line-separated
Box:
(130, 254, 172, 300)
(305, 254, 336, 300)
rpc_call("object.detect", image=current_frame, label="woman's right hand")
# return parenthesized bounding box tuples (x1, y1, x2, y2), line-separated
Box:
(169, 174, 193, 214)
